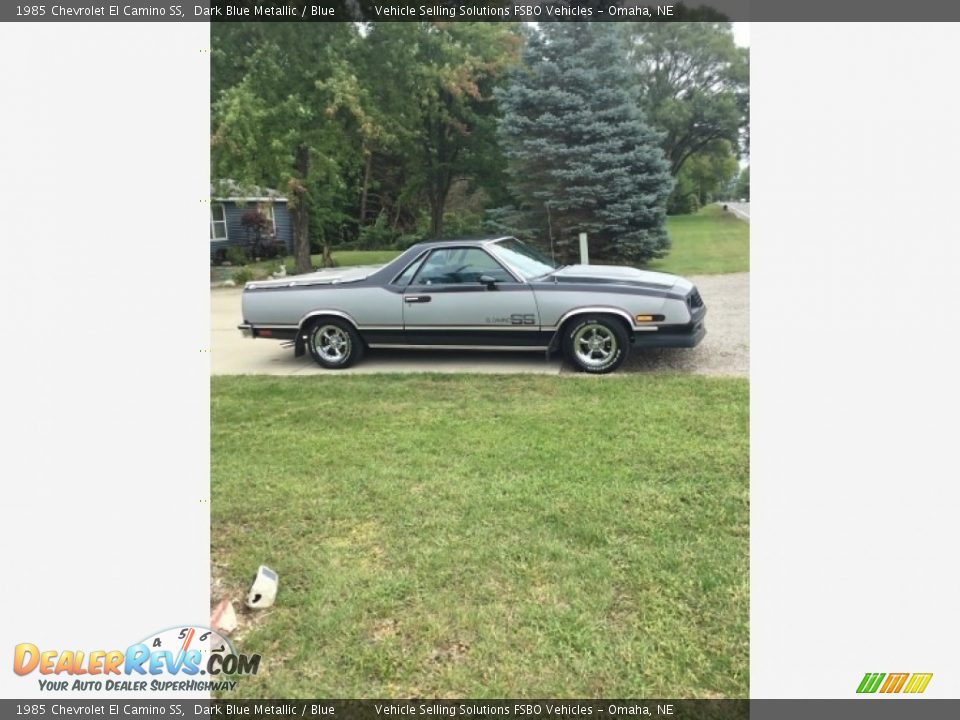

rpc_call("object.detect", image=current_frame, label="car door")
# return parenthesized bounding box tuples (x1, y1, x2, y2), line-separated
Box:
(401, 246, 545, 348)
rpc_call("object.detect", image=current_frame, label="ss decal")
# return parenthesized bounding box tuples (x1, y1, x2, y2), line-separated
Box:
(485, 314, 537, 326)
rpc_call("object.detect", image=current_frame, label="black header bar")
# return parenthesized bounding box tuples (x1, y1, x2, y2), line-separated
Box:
(4, 700, 960, 719)
(5, 0, 960, 21)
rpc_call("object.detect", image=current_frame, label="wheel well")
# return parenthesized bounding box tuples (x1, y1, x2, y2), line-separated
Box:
(297, 313, 365, 355)
(552, 311, 632, 351)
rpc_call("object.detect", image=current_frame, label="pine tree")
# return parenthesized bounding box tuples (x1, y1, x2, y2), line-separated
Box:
(493, 23, 673, 265)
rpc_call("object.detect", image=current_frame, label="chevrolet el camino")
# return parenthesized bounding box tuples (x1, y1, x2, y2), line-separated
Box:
(238, 237, 706, 374)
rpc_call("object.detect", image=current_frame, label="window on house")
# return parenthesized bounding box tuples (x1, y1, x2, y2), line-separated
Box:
(210, 203, 228, 240)
(259, 203, 276, 235)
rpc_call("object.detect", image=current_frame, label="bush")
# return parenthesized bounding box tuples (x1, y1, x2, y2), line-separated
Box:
(667, 191, 700, 216)
(442, 209, 485, 237)
(232, 267, 253, 285)
(225, 246, 249, 266)
(395, 232, 427, 250)
(357, 212, 400, 249)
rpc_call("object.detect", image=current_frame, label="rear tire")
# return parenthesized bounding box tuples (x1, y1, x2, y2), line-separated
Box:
(306, 318, 364, 369)
(563, 315, 629, 374)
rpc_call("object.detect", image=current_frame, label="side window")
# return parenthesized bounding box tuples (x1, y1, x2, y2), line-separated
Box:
(412, 248, 513, 285)
(394, 253, 427, 286)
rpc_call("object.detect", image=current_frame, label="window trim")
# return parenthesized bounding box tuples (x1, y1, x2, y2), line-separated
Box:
(258, 202, 276, 236)
(408, 246, 523, 287)
(487, 237, 557, 282)
(390, 249, 432, 286)
(210, 203, 228, 242)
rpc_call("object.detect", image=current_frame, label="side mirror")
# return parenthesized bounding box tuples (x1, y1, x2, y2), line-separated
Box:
(479, 274, 498, 289)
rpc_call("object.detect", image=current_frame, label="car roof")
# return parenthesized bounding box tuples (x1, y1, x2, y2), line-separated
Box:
(410, 237, 515, 251)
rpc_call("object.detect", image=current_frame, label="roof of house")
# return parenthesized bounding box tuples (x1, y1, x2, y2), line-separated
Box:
(211, 179, 288, 202)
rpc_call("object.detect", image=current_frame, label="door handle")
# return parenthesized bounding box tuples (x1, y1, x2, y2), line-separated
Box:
(404, 295, 432, 303)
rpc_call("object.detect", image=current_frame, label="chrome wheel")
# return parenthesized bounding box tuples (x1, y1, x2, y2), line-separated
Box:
(572, 323, 617, 369)
(313, 324, 351, 364)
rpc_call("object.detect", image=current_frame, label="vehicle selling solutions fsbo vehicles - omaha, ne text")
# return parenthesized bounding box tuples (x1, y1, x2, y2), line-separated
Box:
(238, 237, 706, 374)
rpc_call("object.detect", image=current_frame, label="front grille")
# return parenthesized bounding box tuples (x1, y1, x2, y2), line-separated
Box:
(687, 288, 704, 309)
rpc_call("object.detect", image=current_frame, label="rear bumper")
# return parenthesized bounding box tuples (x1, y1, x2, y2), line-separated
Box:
(237, 323, 298, 341)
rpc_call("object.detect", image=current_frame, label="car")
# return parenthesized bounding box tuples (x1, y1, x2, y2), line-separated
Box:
(238, 237, 706, 374)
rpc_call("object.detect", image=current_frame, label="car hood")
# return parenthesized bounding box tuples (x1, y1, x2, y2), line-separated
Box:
(246, 264, 385, 290)
(550, 264, 693, 293)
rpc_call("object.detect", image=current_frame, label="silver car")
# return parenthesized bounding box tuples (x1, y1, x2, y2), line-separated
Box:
(238, 237, 705, 374)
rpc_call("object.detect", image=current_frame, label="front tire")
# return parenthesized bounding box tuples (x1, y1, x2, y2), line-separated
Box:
(306, 318, 364, 369)
(563, 315, 629, 374)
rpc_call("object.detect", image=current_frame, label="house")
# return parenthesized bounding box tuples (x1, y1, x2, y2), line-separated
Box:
(210, 181, 294, 262)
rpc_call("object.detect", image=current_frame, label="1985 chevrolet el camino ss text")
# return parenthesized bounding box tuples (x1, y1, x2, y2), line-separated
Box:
(238, 237, 706, 374)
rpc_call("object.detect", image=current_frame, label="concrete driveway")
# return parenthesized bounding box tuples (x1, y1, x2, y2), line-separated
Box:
(211, 273, 747, 377)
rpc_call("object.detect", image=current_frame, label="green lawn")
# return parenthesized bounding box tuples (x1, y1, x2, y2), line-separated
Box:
(653, 205, 749, 275)
(327, 249, 403, 267)
(242, 250, 401, 280)
(212, 374, 748, 698)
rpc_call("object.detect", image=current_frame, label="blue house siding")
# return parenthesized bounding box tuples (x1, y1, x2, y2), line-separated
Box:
(210, 200, 293, 260)
(273, 205, 293, 253)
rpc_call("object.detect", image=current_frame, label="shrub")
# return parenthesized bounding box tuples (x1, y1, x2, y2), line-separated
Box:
(232, 267, 253, 285)
(358, 212, 400, 249)
(225, 246, 248, 266)
(442, 209, 485, 238)
(395, 232, 427, 250)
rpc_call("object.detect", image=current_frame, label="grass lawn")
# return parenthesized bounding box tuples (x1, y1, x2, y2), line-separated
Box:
(652, 205, 749, 276)
(241, 250, 402, 280)
(212, 374, 748, 698)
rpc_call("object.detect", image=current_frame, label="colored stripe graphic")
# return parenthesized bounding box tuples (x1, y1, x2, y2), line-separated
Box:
(857, 672, 933, 694)
(880, 673, 909, 693)
(857, 673, 885, 693)
(903, 673, 933, 694)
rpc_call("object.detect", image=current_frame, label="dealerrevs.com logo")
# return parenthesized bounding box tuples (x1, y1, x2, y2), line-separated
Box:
(857, 672, 933, 694)
(13, 626, 260, 693)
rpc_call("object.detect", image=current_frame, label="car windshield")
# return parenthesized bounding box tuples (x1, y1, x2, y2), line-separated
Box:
(490, 238, 558, 280)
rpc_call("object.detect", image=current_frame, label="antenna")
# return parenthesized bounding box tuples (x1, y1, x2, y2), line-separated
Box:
(545, 201, 557, 265)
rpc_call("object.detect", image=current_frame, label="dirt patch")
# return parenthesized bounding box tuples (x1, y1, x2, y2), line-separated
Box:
(428, 640, 470, 665)
(210, 562, 273, 645)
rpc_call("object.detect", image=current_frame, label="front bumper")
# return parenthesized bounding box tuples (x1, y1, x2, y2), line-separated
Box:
(632, 306, 706, 349)
(632, 322, 706, 349)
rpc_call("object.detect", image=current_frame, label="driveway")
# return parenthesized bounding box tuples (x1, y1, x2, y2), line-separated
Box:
(722, 201, 750, 222)
(211, 273, 747, 377)
(619, 272, 748, 377)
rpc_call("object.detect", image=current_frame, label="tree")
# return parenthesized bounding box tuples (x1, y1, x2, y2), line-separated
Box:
(493, 23, 674, 265)
(735, 165, 750, 200)
(623, 22, 749, 176)
(667, 139, 740, 214)
(359, 23, 520, 239)
(211, 24, 366, 273)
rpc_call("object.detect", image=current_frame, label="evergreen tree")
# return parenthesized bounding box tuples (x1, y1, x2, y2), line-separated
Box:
(493, 23, 673, 265)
